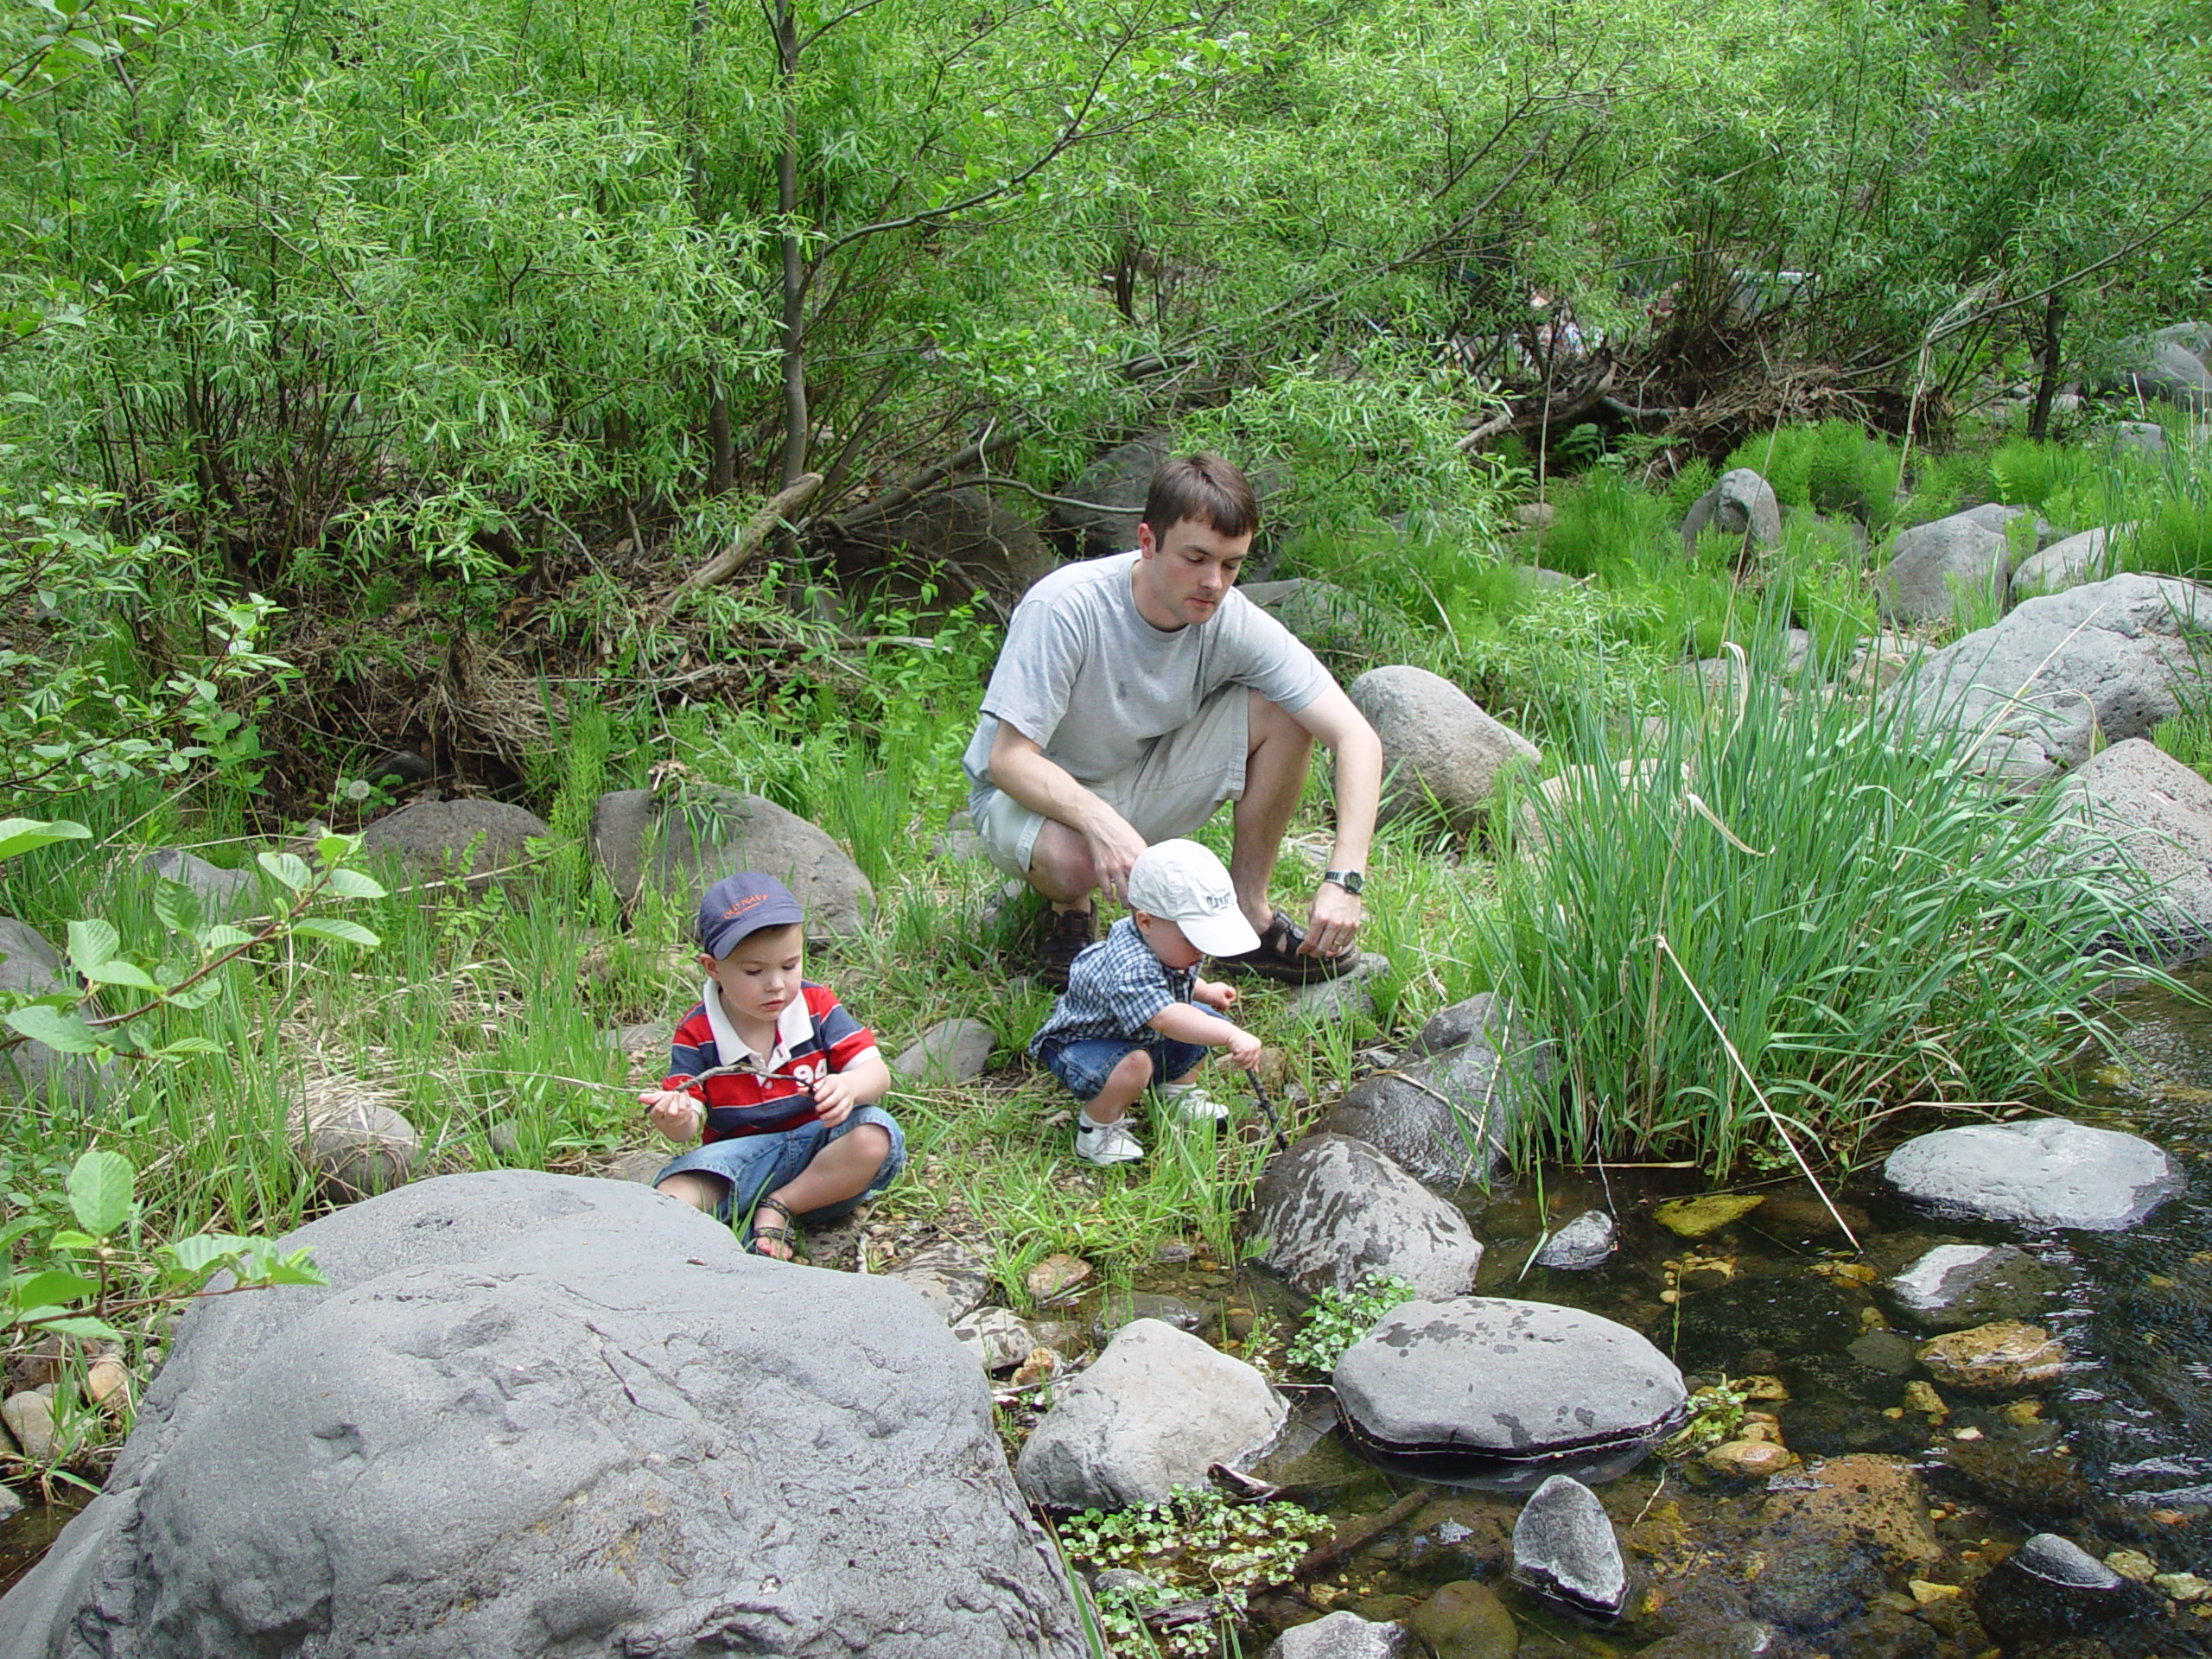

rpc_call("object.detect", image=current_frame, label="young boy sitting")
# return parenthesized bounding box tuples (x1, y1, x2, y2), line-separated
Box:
(639, 871, 903, 1259)
(1029, 838, 1266, 1166)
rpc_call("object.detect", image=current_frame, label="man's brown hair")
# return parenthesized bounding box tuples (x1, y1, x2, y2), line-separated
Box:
(1141, 453, 1260, 543)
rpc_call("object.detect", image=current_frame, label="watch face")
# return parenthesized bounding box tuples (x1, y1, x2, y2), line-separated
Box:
(1329, 870, 1363, 895)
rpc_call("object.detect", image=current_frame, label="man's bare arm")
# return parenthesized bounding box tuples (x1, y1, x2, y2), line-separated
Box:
(987, 721, 1148, 902)
(1288, 683, 1383, 953)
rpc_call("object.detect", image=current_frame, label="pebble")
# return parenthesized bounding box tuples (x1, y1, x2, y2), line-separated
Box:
(1908, 1580, 1962, 1604)
(1025, 1253, 1091, 1304)
(0, 1483, 20, 1522)
(1902, 1381, 1948, 1418)
(1009, 1348, 1062, 1390)
(86, 1358, 129, 1406)
(1703, 1440, 1796, 1478)
(1915, 1320, 2066, 1392)
(2, 1390, 55, 1460)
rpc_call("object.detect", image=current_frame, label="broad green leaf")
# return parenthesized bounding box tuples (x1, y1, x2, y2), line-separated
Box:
(48, 1230, 99, 1249)
(8, 1269, 99, 1312)
(256, 850, 311, 892)
(201, 925, 252, 950)
(156, 1233, 252, 1277)
(260, 1251, 327, 1286)
(66, 1148, 134, 1236)
(82, 958, 157, 990)
(6, 1002, 101, 1054)
(322, 868, 387, 900)
(0, 818, 91, 861)
(315, 833, 364, 866)
(289, 918, 380, 949)
(19, 1313, 123, 1341)
(65, 918, 121, 976)
(152, 878, 204, 938)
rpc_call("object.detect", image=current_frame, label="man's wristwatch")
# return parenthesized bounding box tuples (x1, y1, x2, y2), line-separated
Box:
(1321, 869, 1364, 896)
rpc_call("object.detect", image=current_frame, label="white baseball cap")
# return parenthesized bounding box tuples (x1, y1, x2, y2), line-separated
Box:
(1126, 839, 1262, 957)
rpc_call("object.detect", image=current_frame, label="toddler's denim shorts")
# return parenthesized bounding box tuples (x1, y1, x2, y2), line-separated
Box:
(653, 1105, 905, 1230)
(1039, 1035, 1206, 1103)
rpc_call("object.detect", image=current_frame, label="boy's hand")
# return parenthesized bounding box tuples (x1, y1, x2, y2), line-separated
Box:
(810, 1072, 861, 1126)
(1223, 1024, 1263, 1071)
(639, 1089, 703, 1142)
(1194, 978, 1238, 1013)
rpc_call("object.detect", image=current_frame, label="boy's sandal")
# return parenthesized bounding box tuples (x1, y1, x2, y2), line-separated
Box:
(747, 1196, 798, 1261)
(1213, 909, 1355, 985)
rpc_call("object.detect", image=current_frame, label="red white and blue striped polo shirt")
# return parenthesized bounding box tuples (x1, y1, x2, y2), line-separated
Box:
(662, 981, 877, 1141)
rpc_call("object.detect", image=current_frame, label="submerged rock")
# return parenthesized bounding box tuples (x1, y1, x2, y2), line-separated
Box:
(0, 1171, 1084, 1658)
(1262, 1611, 1411, 1659)
(1884, 1118, 2181, 1230)
(1914, 1320, 2066, 1392)
(1404, 1580, 1518, 1659)
(1249, 1134, 1484, 1301)
(1974, 1532, 2135, 1645)
(1885, 1243, 2058, 1332)
(1655, 1193, 1764, 1238)
(1333, 1297, 1686, 1464)
(1534, 1210, 1617, 1270)
(1510, 1473, 1626, 1617)
(1756, 1454, 1942, 1571)
(1014, 1319, 1285, 1510)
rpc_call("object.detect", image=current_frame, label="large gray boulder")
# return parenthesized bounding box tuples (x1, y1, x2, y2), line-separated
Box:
(890, 1016, 997, 1084)
(0, 1171, 1084, 1658)
(1884, 573, 2212, 781)
(1878, 505, 2025, 625)
(1884, 1117, 2183, 1230)
(1333, 1298, 1686, 1463)
(590, 785, 873, 937)
(1047, 432, 1173, 561)
(360, 798, 550, 893)
(1325, 995, 1550, 1187)
(2056, 738, 2212, 952)
(1884, 1244, 2059, 1332)
(1248, 1134, 1484, 1301)
(2012, 525, 2126, 601)
(1680, 468, 1782, 553)
(2108, 329, 2212, 411)
(1348, 666, 1539, 836)
(1014, 1319, 1286, 1510)
(0, 918, 98, 1104)
(139, 849, 254, 915)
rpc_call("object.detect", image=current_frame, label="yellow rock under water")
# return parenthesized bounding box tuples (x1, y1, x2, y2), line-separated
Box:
(1915, 1320, 2066, 1393)
(1655, 1193, 1766, 1238)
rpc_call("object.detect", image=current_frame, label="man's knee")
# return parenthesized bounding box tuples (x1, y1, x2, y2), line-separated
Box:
(1027, 820, 1099, 894)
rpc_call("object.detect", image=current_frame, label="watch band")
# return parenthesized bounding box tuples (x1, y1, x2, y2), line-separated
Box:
(1321, 869, 1363, 896)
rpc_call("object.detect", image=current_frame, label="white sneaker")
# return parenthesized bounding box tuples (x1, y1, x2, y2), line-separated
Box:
(1073, 1116, 1145, 1166)
(1155, 1082, 1230, 1122)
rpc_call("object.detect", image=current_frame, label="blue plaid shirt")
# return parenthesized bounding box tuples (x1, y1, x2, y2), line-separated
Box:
(1030, 917, 1208, 1052)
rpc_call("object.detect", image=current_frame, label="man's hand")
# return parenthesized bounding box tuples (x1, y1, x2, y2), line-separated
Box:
(1302, 879, 1363, 960)
(1077, 806, 1149, 906)
(639, 1089, 703, 1142)
(810, 1071, 862, 1127)
(1193, 978, 1238, 1013)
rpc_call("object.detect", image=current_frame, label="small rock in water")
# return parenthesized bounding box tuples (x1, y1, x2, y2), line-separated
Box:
(1846, 1329, 1917, 1376)
(1884, 1243, 2058, 1332)
(1655, 1193, 1764, 1238)
(0, 1482, 21, 1522)
(1974, 1533, 2134, 1644)
(1703, 1440, 1796, 1479)
(1026, 1252, 1092, 1304)
(1511, 1473, 1627, 1618)
(1901, 1381, 1948, 1419)
(1534, 1210, 1616, 1270)
(0, 1390, 54, 1460)
(1260, 1610, 1412, 1658)
(1914, 1320, 2065, 1392)
(2105, 1548, 2158, 1582)
(2156, 1572, 2211, 1602)
(1404, 1580, 1518, 1659)
(1091, 1290, 1204, 1342)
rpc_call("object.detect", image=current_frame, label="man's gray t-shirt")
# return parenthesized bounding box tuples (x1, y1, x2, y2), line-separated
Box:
(960, 552, 1331, 804)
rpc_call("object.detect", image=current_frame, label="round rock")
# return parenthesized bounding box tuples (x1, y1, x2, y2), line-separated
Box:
(1249, 1135, 1484, 1302)
(1974, 1531, 2134, 1645)
(1884, 1118, 2181, 1230)
(361, 799, 550, 893)
(290, 1090, 419, 1201)
(589, 785, 872, 938)
(1510, 1473, 1626, 1617)
(1262, 1610, 1411, 1659)
(1884, 1244, 2058, 1332)
(1333, 1297, 1686, 1462)
(890, 1017, 996, 1085)
(1347, 665, 1539, 835)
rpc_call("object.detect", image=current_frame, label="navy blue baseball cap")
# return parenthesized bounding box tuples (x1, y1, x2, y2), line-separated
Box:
(697, 872, 805, 958)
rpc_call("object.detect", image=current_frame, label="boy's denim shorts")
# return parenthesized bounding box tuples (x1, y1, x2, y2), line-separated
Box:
(1039, 1035, 1207, 1103)
(653, 1105, 905, 1232)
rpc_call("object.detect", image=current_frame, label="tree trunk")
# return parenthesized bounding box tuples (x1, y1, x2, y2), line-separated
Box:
(2028, 283, 2065, 443)
(775, 0, 809, 488)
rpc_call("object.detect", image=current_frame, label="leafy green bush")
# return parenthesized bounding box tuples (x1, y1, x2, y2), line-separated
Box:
(1284, 1273, 1419, 1372)
(1480, 672, 2168, 1173)
(1726, 422, 1899, 528)
(1538, 471, 1677, 580)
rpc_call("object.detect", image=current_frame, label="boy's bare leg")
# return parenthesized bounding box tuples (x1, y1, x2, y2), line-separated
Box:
(766, 1125, 894, 1221)
(656, 1171, 728, 1211)
(1084, 1048, 1154, 1125)
(1229, 691, 1315, 933)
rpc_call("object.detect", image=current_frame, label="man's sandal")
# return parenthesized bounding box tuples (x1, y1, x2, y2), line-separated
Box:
(1214, 909, 1355, 985)
(747, 1196, 798, 1261)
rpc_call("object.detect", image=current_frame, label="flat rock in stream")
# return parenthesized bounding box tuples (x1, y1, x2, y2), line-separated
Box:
(1249, 1134, 1484, 1301)
(1884, 1117, 2182, 1230)
(0, 1170, 1084, 1658)
(1885, 1243, 2059, 1332)
(1333, 1298, 1686, 1463)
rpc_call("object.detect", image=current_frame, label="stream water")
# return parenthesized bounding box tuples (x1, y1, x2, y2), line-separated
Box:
(7, 976, 2212, 1654)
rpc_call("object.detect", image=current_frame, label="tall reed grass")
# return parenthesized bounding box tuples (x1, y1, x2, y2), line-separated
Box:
(1478, 662, 2166, 1173)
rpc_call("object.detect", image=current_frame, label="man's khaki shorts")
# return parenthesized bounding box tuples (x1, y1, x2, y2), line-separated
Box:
(971, 684, 1249, 880)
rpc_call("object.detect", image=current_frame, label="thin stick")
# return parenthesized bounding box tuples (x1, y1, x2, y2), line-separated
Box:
(1652, 933, 1863, 1254)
